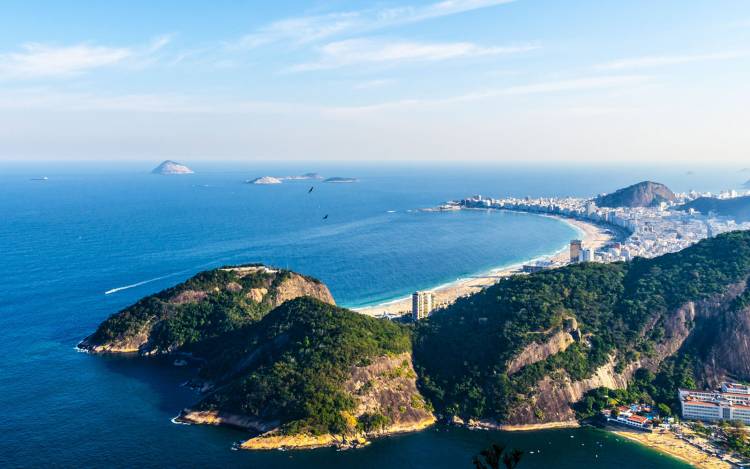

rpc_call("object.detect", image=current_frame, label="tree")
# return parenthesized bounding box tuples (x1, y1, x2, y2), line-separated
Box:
(657, 403, 672, 417)
(473, 443, 523, 469)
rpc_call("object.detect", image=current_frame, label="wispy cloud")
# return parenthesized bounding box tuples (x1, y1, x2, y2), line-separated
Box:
(289, 39, 537, 71)
(595, 51, 746, 70)
(0, 36, 172, 80)
(326, 75, 650, 115)
(231, 0, 516, 49)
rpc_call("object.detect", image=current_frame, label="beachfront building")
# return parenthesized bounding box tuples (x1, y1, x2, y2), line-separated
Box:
(604, 404, 655, 431)
(570, 239, 583, 263)
(679, 383, 750, 425)
(412, 291, 435, 320)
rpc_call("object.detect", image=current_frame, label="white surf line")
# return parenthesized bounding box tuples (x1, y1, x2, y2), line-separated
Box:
(104, 272, 185, 295)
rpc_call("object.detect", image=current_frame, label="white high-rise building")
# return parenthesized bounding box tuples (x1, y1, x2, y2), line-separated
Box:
(412, 291, 434, 320)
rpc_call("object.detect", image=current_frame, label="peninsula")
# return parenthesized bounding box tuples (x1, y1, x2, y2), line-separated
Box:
(82, 230, 750, 462)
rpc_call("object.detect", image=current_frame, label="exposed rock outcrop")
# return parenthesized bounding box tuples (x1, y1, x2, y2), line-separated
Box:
(506, 284, 745, 425)
(237, 352, 435, 450)
(506, 319, 579, 375)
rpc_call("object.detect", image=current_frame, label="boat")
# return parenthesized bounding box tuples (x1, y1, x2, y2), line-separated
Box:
(31, 176, 48, 181)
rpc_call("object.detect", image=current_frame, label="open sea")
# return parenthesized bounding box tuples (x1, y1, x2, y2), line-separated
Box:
(1, 161, 744, 468)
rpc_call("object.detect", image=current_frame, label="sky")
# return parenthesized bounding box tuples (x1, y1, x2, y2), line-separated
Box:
(1, 0, 749, 164)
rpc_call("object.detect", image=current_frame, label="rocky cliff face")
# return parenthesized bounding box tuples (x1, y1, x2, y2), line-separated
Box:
(505, 283, 746, 425)
(235, 352, 436, 450)
(595, 181, 676, 208)
(78, 265, 334, 355)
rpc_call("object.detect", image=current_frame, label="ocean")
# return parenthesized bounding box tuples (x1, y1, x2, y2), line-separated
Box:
(1, 162, 741, 468)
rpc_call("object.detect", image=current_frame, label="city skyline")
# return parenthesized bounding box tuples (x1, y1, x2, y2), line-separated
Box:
(1, 0, 749, 163)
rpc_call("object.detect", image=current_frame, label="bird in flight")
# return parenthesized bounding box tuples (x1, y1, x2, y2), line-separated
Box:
(308, 186, 314, 193)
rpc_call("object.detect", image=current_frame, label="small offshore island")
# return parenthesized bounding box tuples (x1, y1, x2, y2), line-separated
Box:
(79, 183, 750, 465)
(152, 160, 194, 175)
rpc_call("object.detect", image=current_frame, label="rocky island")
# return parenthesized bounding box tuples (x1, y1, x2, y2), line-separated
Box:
(281, 173, 322, 181)
(151, 160, 194, 175)
(82, 232, 750, 451)
(246, 176, 282, 185)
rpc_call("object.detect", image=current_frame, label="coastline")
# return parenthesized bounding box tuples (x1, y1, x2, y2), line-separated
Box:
(355, 213, 615, 317)
(607, 427, 731, 469)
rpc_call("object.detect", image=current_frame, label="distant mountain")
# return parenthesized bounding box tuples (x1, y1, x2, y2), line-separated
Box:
(246, 176, 282, 185)
(323, 177, 358, 183)
(595, 181, 676, 208)
(677, 195, 750, 222)
(281, 172, 322, 181)
(152, 160, 194, 175)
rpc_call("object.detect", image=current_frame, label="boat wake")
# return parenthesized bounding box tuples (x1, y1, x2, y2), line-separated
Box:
(104, 272, 183, 295)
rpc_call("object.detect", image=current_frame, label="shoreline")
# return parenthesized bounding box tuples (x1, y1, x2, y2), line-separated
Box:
(355, 212, 615, 317)
(607, 426, 731, 469)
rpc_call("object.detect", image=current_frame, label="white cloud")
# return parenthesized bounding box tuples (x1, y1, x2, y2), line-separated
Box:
(231, 0, 515, 48)
(595, 51, 746, 70)
(0, 43, 132, 79)
(325, 75, 650, 115)
(289, 39, 537, 71)
(0, 36, 172, 80)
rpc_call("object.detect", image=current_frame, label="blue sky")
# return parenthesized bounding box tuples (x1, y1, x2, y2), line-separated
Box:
(1, 0, 749, 163)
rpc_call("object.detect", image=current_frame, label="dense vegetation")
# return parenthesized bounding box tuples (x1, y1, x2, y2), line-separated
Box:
(196, 297, 412, 436)
(414, 231, 750, 422)
(84, 265, 312, 352)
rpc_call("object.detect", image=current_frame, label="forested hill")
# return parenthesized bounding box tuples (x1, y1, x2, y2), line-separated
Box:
(79, 265, 334, 355)
(81, 232, 750, 446)
(413, 230, 750, 425)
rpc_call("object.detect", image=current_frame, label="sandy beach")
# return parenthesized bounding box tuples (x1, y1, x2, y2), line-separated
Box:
(355, 213, 615, 317)
(609, 427, 731, 469)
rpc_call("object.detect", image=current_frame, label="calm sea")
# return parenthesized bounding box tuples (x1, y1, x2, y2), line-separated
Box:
(1, 162, 740, 468)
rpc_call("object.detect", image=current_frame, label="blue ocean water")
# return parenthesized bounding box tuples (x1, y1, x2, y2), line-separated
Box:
(2, 162, 739, 468)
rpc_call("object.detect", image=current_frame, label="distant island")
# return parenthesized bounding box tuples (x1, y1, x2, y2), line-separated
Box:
(151, 160, 194, 175)
(247, 176, 282, 185)
(281, 172, 322, 181)
(595, 181, 675, 208)
(80, 232, 750, 453)
(323, 177, 358, 183)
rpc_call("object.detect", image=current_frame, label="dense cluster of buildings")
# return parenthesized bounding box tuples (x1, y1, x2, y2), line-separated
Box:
(679, 383, 750, 425)
(460, 190, 750, 264)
